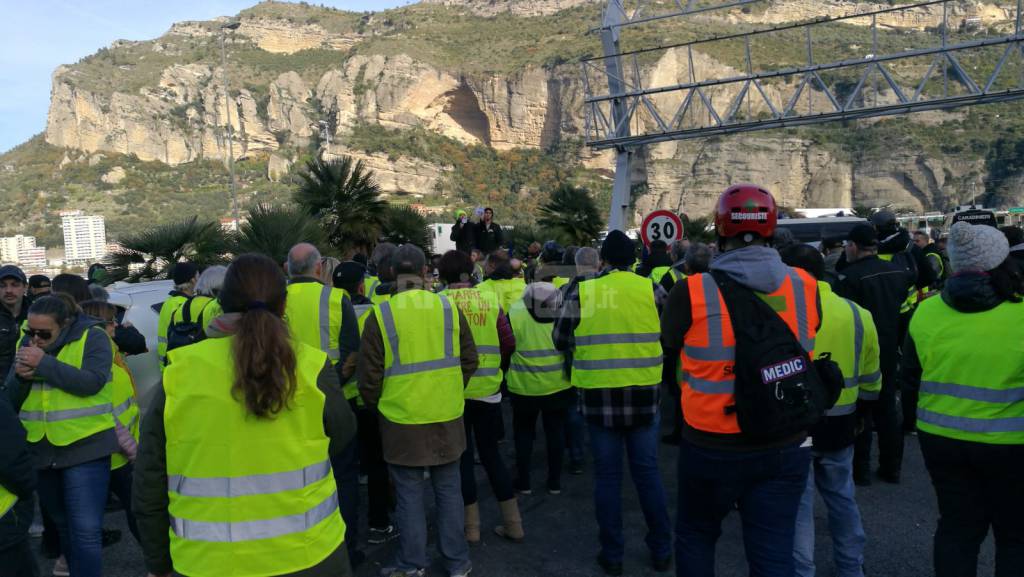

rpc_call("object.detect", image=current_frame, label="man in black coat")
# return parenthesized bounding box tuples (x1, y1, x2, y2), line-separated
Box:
(0, 266, 29, 383)
(474, 207, 504, 255)
(837, 225, 915, 486)
(450, 209, 476, 254)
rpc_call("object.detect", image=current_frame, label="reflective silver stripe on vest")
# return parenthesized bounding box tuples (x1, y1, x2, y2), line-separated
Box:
(918, 408, 1024, 433)
(826, 402, 857, 417)
(510, 362, 563, 374)
(474, 367, 501, 377)
(843, 377, 858, 389)
(20, 403, 113, 422)
(112, 398, 134, 417)
(575, 333, 660, 346)
(683, 344, 735, 362)
(858, 371, 881, 384)
(789, 271, 814, 352)
(157, 336, 167, 344)
(922, 381, 1024, 404)
(684, 275, 734, 362)
(379, 296, 457, 378)
(476, 345, 501, 355)
(319, 286, 340, 361)
(169, 459, 332, 498)
(575, 357, 661, 371)
(518, 349, 559, 359)
(171, 490, 338, 543)
(859, 390, 880, 401)
(684, 374, 735, 395)
(847, 299, 863, 384)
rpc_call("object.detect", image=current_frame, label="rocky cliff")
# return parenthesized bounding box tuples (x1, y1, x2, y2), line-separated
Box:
(36, 0, 1024, 227)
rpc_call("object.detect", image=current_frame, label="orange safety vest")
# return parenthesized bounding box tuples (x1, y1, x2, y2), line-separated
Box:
(679, 268, 819, 434)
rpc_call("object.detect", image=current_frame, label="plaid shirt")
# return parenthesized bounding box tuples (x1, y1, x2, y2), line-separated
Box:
(553, 267, 667, 429)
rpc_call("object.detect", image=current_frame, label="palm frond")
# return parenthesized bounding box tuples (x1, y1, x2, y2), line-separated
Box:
(234, 203, 326, 265)
(294, 156, 387, 254)
(538, 184, 603, 247)
(380, 205, 432, 253)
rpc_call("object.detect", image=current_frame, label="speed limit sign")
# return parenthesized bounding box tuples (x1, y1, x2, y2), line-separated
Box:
(640, 210, 684, 247)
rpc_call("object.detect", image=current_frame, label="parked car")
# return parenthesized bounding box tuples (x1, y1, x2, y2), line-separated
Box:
(106, 279, 173, 411)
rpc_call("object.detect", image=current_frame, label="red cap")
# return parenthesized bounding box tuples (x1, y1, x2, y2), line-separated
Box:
(714, 184, 778, 239)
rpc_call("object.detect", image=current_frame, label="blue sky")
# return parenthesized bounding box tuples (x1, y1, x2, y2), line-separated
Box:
(0, 0, 409, 153)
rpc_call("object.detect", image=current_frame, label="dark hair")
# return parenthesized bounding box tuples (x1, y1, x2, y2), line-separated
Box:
(990, 258, 1024, 304)
(28, 295, 75, 326)
(80, 300, 117, 323)
(484, 250, 513, 280)
(51, 274, 91, 304)
(779, 244, 826, 281)
(438, 250, 474, 285)
(219, 254, 296, 419)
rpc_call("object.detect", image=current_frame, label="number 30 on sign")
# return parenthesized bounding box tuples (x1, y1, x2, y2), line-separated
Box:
(640, 210, 684, 247)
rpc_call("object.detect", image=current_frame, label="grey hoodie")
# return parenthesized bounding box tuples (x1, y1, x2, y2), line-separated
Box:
(709, 245, 791, 294)
(5, 314, 116, 470)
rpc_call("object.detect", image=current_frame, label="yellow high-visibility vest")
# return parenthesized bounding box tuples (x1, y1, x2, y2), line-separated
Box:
(21, 330, 115, 446)
(164, 337, 344, 577)
(375, 290, 465, 425)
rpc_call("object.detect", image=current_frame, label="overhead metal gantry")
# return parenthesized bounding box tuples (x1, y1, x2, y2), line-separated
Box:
(586, 0, 1024, 230)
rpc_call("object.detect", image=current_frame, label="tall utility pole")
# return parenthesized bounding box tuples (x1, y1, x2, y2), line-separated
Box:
(600, 1, 631, 232)
(220, 21, 241, 226)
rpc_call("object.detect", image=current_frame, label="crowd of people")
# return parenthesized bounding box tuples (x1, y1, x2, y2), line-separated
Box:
(0, 184, 1022, 577)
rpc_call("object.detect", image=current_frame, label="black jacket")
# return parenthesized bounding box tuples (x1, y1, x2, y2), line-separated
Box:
(0, 300, 27, 385)
(474, 222, 504, 254)
(450, 220, 476, 254)
(0, 391, 35, 549)
(878, 229, 936, 291)
(836, 255, 914, 382)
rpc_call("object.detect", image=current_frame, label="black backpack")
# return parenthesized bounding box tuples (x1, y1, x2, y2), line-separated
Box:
(165, 297, 212, 361)
(710, 271, 843, 440)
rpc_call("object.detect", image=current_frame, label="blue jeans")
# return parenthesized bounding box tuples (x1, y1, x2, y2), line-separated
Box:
(676, 440, 810, 577)
(588, 416, 672, 564)
(388, 461, 470, 576)
(37, 457, 111, 577)
(794, 445, 866, 577)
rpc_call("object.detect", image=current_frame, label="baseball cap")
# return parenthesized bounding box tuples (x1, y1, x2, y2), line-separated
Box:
(333, 261, 367, 291)
(171, 262, 198, 285)
(847, 224, 878, 247)
(28, 274, 51, 289)
(0, 265, 27, 284)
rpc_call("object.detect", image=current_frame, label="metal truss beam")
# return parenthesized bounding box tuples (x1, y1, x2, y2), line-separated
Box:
(585, 0, 1024, 151)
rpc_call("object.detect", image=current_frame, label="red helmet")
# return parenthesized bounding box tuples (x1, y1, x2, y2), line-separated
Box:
(714, 183, 778, 239)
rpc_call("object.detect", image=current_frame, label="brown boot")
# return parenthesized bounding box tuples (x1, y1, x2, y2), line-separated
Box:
(493, 498, 525, 542)
(464, 502, 481, 544)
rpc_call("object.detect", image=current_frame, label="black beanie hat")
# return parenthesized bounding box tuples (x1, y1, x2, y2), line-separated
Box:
(600, 230, 636, 266)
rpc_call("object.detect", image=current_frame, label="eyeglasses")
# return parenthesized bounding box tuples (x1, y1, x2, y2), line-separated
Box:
(22, 328, 52, 340)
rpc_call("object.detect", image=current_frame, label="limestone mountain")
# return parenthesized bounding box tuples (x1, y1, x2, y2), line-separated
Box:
(5, 0, 1024, 245)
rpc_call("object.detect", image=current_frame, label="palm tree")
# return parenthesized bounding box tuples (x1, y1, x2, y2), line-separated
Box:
(104, 216, 230, 282)
(538, 183, 603, 247)
(682, 214, 716, 245)
(294, 156, 386, 254)
(233, 203, 326, 265)
(380, 205, 433, 253)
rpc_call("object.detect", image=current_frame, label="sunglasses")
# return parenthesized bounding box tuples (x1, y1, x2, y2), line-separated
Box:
(22, 328, 53, 340)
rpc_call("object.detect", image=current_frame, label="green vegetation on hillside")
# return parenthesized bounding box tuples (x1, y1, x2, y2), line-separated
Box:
(344, 123, 612, 227)
(0, 136, 294, 246)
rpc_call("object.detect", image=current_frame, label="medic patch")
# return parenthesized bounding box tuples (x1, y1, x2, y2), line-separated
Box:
(760, 357, 807, 384)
